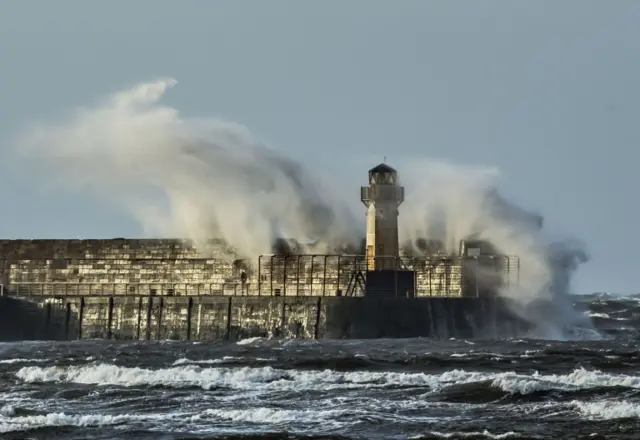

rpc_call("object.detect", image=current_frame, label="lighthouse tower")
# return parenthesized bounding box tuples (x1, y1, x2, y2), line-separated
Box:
(361, 163, 405, 271)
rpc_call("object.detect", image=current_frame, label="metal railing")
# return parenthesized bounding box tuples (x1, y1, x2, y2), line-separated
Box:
(9, 282, 250, 297)
(4, 254, 519, 298)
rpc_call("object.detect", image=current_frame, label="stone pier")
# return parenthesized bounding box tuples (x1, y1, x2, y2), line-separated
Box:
(0, 238, 528, 341)
(0, 295, 527, 342)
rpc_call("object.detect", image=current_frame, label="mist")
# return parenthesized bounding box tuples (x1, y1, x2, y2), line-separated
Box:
(398, 160, 594, 338)
(13, 78, 594, 339)
(13, 78, 362, 261)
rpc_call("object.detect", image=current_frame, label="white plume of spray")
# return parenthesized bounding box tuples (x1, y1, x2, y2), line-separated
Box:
(13, 78, 594, 340)
(398, 160, 595, 340)
(13, 78, 362, 263)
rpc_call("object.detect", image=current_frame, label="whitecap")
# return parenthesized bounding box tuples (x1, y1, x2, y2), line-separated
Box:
(573, 400, 640, 420)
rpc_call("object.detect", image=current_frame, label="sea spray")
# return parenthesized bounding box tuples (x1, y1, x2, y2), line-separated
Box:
(397, 159, 593, 339)
(12, 78, 361, 261)
(12, 78, 594, 339)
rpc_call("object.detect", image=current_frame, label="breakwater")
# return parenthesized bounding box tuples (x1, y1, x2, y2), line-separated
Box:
(0, 239, 519, 297)
(0, 238, 528, 341)
(0, 294, 527, 342)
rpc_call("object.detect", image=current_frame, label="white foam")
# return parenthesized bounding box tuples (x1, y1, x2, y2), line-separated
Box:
(16, 364, 282, 390)
(173, 356, 240, 365)
(16, 364, 640, 396)
(15, 363, 472, 391)
(412, 431, 521, 439)
(192, 407, 351, 425)
(491, 368, 640, 394)
(0, 405, 15, 417)
(173, 356, 276, 366)
(0, 412, 171, 434)
(0, 358, 48, 364)
(236, 337, 267, 345)
(573, 400, 640, 419)
(587, 312, 628, 321)
(588, 312, 611, 319)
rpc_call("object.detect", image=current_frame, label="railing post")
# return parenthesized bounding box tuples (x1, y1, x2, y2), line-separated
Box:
(446, 259, 451, 296)
(157, 296, 164, 339)
(428, 260, 433, 296)
(258, 256, 262, 296)
(322, 256, 327, 296)
(337, 255, 342, 295)
(280, 297, 287, 336)
(107, 296, 114, 339)
(413, 258, 418, 297)
(186, 296, 193, 341)
(145, 295, 153, 341)
(296, 255, 301, 296)
(475, 256, 479, 297)
(270, 256, 274, 296)
(136, 296, 142, 340)
(78, 297, 85, 340)
(283, 256, 288, 296)
(226, 296, 233, 340)
(310, 255, 315, 296)
(314, 297, 322, 340)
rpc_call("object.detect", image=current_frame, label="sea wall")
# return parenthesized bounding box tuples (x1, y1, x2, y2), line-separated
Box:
(0, 296, 74, 341)
(0, 295, 529, 342)
(0, 239, 519, 297)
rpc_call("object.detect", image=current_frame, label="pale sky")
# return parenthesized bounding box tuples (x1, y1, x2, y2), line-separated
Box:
(1, 1, 639, 294)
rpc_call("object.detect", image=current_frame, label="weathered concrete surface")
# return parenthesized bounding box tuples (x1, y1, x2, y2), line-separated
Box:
(323, 297, 528, 339)
(0, 295, 529, 342)
(0, 239, 519, 297)
(0, 239, 525, 340)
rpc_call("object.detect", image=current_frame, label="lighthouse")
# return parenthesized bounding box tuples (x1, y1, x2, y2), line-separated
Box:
(361, 163, 405, 271)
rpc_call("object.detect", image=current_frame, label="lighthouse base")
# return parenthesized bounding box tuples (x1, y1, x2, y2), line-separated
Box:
(364, 270, 416, 297)
(324, 296, 530, 339)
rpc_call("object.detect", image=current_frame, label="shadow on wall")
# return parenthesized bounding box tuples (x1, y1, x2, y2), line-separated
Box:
(0, 295, 532, 342)
(0, 297, 73, 341)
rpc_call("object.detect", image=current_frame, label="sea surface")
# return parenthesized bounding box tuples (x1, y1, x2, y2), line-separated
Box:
(1, 293, 640, 440)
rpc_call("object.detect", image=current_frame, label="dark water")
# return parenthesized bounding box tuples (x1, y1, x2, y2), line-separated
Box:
(1, 294, 640, 440)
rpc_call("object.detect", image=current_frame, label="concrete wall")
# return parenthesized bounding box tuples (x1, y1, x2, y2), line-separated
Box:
(0, 238, 234, 290)
(2, 295, 528, 342)
(0, 296, 74, 341)
(0, 239, 519, 297)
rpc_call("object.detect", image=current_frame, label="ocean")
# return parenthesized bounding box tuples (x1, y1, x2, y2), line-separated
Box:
(1, 293, 639, 440)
